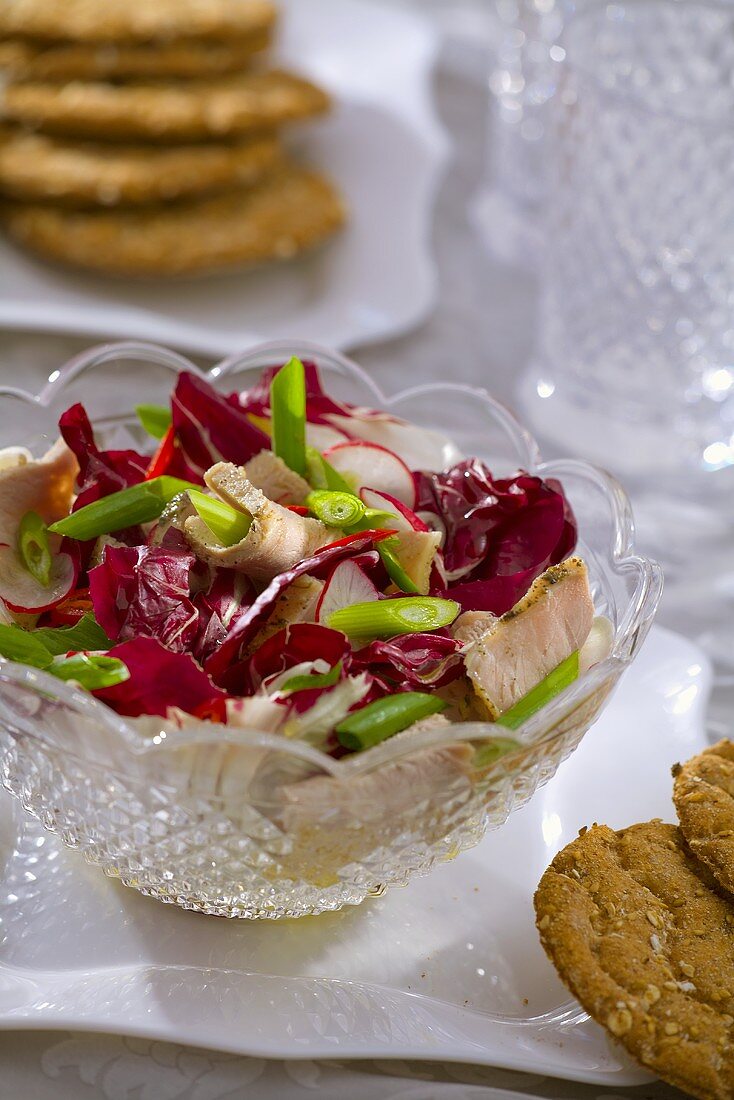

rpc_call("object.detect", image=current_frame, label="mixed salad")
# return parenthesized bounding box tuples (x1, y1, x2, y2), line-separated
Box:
(0, 359, 610, 757)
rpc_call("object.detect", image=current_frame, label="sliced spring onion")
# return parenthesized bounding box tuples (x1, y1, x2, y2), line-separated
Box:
(343, 507, 416, 589)
(350, 507, 395, 531)
(280, 661, 342, 695)
(378, 538, 420, 595)
(17, 510, 52, 587)
(336, 691, 447, 752)
(48, 476, 199, 541)
(305, 446, 353, 493)
(189, 490, 252, 546)
(472, 737, 518, 769)
(50, 652, 129, 690)
(306, 489, 365, 528)
(270, 356, 307, 477)
(497, 651, 580, 731)
(33, 613, 113, 655)
(327, 596, 459, 640)
(135, 404, 171, 440)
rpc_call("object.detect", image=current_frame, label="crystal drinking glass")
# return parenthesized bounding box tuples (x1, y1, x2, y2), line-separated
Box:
(477, 0, 567, 268)
(521, 0, 734, 488)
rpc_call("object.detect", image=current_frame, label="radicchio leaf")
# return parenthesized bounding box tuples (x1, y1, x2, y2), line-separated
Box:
(415, 460, 577, 614)
(229, 623, 350, 697)
(352, 631, 464, 693)
(171, 372, 269, 478)
(238, 360, 405, 438)
(192, 568, 255, 664)
(94, 636, 226, 719)
(59, 403, 148, 511)
(205, 530, 395, 681)
(89, 545, 200, 653)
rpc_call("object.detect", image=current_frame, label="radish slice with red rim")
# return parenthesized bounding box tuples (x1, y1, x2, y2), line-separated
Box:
(315, 559, 381, 624)
(0, 544, 78, 614)
(322, 441, 416, 508)
(361, 487, 429, 532)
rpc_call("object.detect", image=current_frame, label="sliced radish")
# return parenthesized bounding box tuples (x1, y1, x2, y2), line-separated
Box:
(324, 412, 459, 471)
(361, 487, 430, 532)
(0, 544, 78, 614)
(360, 488, 440, 594)
(316, 559, 380, 624)
(322, 441, 416, 508)
(305, 422, 350, 451)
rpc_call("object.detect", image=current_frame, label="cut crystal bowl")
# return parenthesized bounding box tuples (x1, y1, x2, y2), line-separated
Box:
(0, 341, 662, 918)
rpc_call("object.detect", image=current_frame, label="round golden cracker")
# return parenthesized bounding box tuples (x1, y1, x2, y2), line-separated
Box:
(0, 0, 276, 44)
(674, 740, 734, 896)
(0, 70, 330, 142)
(535, 821, 734, 1100)
(0, 129, 281, 206)
(0, 164, 346, 276)
(0, 29, 271, 80)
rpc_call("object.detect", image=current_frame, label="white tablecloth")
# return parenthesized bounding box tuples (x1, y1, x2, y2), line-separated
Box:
(0, 26, 693, 1100)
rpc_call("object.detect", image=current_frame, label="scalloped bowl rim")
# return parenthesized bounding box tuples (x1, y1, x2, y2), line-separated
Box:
(0, 339, 663, 781)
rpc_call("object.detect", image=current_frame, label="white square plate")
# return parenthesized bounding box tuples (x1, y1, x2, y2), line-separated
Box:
(0, 626, 710, 1086)
(0, 0, 448, 355)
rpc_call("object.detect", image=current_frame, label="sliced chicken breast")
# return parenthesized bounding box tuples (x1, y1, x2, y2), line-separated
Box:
(183, 462, 333, 583)
(453, 610, 498, 646)
(0, 437, 77, 544)
(463, 557, 594, 720)
(244, 449, 311, 505)
(247, 575, 323, 649)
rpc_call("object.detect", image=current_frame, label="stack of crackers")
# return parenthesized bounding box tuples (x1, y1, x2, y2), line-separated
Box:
(535, 740, 734, 1099)
(0, 0, 346, 276)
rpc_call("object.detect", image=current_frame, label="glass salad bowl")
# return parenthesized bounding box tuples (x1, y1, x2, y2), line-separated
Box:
(0, 341, 662, 918)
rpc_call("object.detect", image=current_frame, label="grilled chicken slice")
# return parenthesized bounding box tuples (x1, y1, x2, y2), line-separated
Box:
(244, 449, 311, 505)
(453, 610, 497, 646)
(183, 462, 333, 583)
(247, 575, 323, 649)
(0, 437, 77, 544)
(391, 527, 442, 595)
(463, 557, 594, 720)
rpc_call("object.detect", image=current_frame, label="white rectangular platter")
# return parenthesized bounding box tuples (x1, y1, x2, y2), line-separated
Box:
(0, 626, 710, 1086)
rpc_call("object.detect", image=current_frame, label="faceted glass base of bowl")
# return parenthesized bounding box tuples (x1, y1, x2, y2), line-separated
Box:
(0, 691, 610, 917)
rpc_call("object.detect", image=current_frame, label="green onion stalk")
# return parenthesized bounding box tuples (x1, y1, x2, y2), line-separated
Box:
(306, 489, 365, 528)
(327, 596, 459, 640)
(17, 510, 52, 586)
(497, 651, 580, 730)
(135, 404, 172, 440)
(189, 491, 252, 546)
(48, 476, 200, 541)
(337, 692, 446, 751)
(270, 356, 307, 477)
